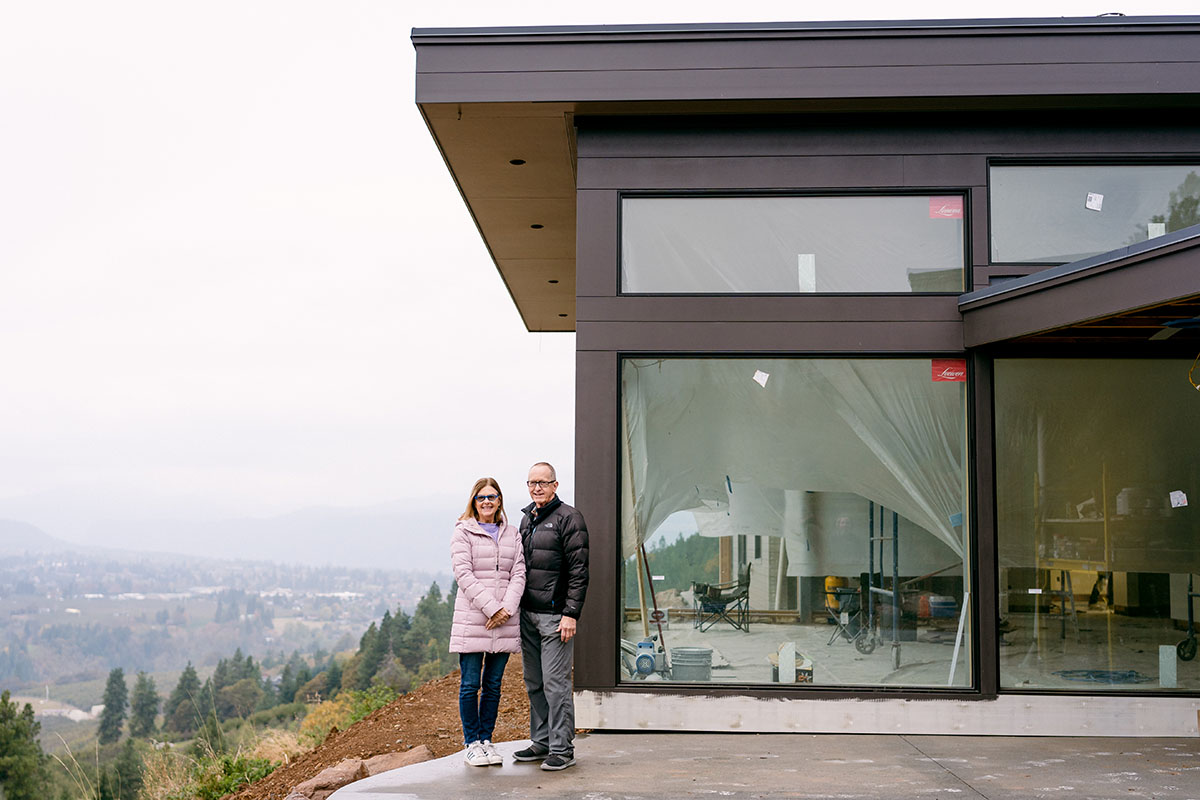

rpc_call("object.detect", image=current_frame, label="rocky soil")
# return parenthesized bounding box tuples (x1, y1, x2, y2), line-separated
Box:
(228, 657, 530, 800)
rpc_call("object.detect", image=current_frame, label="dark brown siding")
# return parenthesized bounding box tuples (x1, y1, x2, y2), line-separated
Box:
(573, 349, 619, 689)
(570, 112, 1200, 699)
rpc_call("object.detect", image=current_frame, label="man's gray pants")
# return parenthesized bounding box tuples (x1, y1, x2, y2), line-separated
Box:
(520, 609, 575, 756)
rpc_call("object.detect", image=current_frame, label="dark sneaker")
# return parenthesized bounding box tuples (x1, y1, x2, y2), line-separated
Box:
(540, 753, 576, 771)
(512, 745, 549, 762)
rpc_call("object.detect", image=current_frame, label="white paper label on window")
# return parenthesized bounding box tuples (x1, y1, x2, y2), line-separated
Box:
(1170, 490, 1188, 508)
(798, 253, 816, 292)
(1085, 192, 1104, 212)
(1148, 222, 1167, 238)
(752, 370, 770, 388)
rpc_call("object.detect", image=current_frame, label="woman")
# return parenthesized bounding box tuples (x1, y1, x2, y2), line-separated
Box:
(450, 477, 526, 767)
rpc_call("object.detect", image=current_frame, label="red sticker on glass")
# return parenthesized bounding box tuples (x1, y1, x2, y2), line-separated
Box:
(932, 358, 966, 382)
(929, 196, 963, 219)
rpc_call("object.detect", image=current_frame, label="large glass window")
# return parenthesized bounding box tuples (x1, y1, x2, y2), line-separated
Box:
(620, 357, 972, 688)
(995, 359, 1200, 692)
(621, 195, 966, 293)
(990, 165, 1200, 264)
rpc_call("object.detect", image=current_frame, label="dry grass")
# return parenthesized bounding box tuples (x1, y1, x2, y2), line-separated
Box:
(138, 728, 309, 800)
(247, 729, 308, 767)
(138, 744, 196, 800)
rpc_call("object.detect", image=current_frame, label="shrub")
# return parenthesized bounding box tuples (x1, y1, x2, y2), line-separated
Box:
(139, 735, 282, 800)
(297, 686, 398, 748)
(186, 753, 275, 800)
(246, 701, 308, 727)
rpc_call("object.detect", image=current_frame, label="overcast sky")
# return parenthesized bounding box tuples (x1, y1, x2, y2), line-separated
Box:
(1, 0, 1194, 558)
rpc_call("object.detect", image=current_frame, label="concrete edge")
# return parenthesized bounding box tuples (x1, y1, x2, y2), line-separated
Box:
(577, 690, 1200, 737)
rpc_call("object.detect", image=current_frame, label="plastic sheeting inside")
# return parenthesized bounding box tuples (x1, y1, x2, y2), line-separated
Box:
(622, 196, 965, 293)
(622, 358, 968, 576)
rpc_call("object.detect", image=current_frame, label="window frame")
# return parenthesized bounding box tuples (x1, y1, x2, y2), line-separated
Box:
(617, 189, 972, 297)
(615, 352, 982, 695)
(986, 158, 1200, 268)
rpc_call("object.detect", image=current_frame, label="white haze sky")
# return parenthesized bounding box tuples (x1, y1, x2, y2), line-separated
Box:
(0, 0, 1193, 560)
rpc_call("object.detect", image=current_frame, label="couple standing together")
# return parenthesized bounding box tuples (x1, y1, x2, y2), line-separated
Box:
(448, 461, 588, 772)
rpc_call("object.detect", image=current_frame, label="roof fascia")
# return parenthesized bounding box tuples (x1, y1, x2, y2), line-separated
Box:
(412, 16, 1200, 42)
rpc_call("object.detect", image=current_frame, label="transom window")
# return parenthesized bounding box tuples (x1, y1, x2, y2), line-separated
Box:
(621, 195, 967, 294)
(990, 164, 1200, 264)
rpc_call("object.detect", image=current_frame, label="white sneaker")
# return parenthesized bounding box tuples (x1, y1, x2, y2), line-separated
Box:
(464, 741, 490, 767)
(481, 739, 503, 765)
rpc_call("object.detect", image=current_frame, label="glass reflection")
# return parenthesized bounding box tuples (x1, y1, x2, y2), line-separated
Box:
(995, 359, 1200, 691)
(990, 165, 1200, 264)
(619, 357, 972, 688)
(622, 195, 966, 293)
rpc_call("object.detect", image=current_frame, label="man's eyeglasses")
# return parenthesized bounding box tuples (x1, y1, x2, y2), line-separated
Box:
(474, 494, 500, 502)
(526, 480, 556, 488)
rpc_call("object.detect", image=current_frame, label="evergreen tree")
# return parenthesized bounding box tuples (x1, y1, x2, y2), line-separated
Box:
(128, 671, 159, 738)
(163, 662, 202, 734)
(112, 739, 144, 800)
(324, 656, 343, 698)
(355, 622, 385, 689)
(377, 609, 394, 652)
(196, 678, 215, 722)
(400, 582, 455, 677)
(389, 609, 412, 657)
(98, 667, 129, 744)
(277, 663, 297, 704)
(293, 666, 313, 700)
(211, 657, 232, 693)
(228, 649, 246, 681)
(96, 769, 116, 800)
(0, 690, 50, 800)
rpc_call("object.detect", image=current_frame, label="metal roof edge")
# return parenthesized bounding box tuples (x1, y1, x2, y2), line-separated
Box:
(959, 223, 1200, 310)
(411, 15, 1200, 41)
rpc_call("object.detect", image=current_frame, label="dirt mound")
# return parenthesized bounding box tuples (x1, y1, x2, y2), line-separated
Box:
(228, 658, 530, 800)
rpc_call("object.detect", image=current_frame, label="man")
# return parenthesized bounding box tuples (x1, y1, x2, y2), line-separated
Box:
(513, 461, 589, 771)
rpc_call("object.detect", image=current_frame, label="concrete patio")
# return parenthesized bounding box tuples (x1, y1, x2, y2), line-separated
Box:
(330, 731, 1200, 800)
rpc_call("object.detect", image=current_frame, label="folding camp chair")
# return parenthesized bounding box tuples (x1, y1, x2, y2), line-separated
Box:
(826, 586, 863, 645)
(692, 563, 751, 632)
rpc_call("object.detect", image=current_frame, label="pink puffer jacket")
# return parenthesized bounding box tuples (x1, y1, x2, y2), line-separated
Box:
(448, 517, 526, 653)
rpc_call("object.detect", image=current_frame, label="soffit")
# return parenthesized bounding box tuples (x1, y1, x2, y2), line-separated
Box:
(1002, 296, 1200, 347)
(421, 103, 577, 332)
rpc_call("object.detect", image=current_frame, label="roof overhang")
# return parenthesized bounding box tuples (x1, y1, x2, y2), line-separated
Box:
(959, 225, 1200, 349)
(413, 16, 1200, 332)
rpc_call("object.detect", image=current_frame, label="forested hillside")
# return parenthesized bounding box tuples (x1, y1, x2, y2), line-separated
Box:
(624, 531, 719, 598)
(0, 581, 459, 799)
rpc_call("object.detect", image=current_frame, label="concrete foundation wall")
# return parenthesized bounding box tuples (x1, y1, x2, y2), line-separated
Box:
(577, 690, 1200, 737)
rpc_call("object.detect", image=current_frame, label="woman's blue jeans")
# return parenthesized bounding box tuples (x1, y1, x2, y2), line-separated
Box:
(458, 651, 509, 745)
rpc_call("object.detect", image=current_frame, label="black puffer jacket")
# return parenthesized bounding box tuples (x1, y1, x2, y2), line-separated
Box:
(518, 497, 589, 618)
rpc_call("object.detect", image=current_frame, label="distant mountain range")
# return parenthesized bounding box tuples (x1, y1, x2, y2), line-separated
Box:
(0, 519, 70, 554)
(0, 498, 464, 572)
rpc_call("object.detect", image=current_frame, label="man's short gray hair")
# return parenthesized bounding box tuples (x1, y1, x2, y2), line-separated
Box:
(530, 461, 557, 480)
